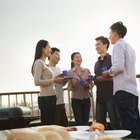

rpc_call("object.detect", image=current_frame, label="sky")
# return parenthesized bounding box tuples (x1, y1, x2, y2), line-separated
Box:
(0, 0, 140, 93)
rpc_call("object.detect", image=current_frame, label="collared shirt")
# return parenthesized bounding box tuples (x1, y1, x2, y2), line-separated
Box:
(109, 38, 137, 96)
(49, 66, 64, 105)
(94, 53, 113, 102)
(68, 67, 94, 100)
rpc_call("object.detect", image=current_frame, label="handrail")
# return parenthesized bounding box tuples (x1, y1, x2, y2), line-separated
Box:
(0, 89, 95, 120)
(0, 91, 39, 96)
(0, 91, 39, 116)
(0, 73, 139, 119)
(0, 90, 74, 118)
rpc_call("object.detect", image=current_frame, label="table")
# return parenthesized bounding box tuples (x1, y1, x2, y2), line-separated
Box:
(0, 126, 137, 140)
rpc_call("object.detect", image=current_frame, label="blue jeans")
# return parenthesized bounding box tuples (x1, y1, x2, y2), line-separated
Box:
(72, 98, 91, 125)
(115, 90, 140, 139)
(96, 97, 122, 129)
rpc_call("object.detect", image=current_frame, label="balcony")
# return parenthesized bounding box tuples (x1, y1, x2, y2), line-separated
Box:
(0, 75, 139, 130)
(0, 89, 95, 130)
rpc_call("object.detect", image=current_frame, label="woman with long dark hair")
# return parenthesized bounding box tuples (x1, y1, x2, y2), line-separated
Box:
(31, 40, 62, 125)
(68, 52, 94, 125)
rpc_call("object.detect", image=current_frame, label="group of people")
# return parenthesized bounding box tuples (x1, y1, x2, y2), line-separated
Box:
(31, 21, 140, 138)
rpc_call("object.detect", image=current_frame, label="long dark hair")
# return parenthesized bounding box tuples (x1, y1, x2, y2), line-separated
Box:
(31, 40, 49, 75)
(71, 52, 80, 69)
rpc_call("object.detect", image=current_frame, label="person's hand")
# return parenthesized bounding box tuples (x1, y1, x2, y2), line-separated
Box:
(70, 77, 80, 86)
(72, 77, 80, 82)
(54, 77, 65, 83)
(82, 80, 90, 88)
(96, 76, 106, 82)
(102, 70, 109, 78)
(88, 74, 94, 78)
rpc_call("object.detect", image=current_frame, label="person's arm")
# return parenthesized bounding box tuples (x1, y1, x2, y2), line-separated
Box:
(80, 69, 94, 89)
(87, 69, 94, 89)
(109, 44, 125, 76)
(67, 78, 79, 90)
(102, 44, 125, 77)
(96, 75, 113, 82)
(71, 76, 80, 88)
(34, 61, 54, 86)
(54, 74, 66, 84)
(55, 67, 67, 85)
(67, 70, 79, 90)
(105, 76, 113, 81)
(62, 79, 67, 86)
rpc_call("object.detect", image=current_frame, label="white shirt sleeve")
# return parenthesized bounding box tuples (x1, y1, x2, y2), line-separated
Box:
(109, 42, 125, 76)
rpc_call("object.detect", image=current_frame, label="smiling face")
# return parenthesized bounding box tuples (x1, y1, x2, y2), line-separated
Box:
(42, 44, 52, 57)
(95, 40, 108, 54)
(109, 30, 119, 44)
(49, 51, 60, 64)
(72, 53, 82, 67)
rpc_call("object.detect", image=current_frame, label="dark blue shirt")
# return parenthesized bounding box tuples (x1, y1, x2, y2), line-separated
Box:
(94, 53, 113, 102)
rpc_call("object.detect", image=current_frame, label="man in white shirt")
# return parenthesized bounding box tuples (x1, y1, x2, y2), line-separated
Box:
(48, 47, 68, 126)
(103, 21, 140, 138)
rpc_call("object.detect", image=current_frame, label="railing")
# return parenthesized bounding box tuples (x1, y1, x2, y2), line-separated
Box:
(0, 74, 139, 120)
(0, 91, 39, 116)
(0, 89, 95, 121)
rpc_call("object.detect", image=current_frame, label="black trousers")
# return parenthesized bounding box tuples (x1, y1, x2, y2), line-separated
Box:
(115, 90, 140, 139)
(72, 98, 91, 126)
(135, 96, 140, 118)
(96, 97, 122, 130)
(54, 104, 68, 127)
(38, 95, 56, 125)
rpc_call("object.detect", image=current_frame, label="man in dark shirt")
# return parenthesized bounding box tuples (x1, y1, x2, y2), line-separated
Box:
(94, 36, 122, 129)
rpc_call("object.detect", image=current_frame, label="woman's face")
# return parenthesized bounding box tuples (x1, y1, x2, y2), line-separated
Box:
(72, 53, 82, 66)
(42, 44, 52, 57)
